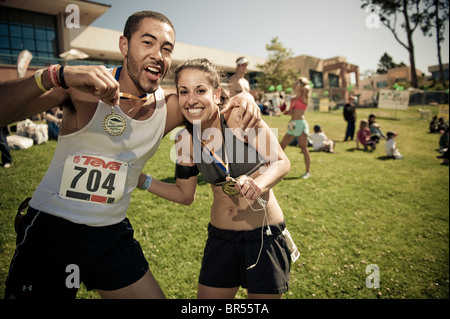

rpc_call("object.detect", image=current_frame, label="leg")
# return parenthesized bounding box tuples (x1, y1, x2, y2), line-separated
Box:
(0, 126, 12, 166)
(298, 133, 310, 174)
(197, 283, 239, 299)
(344, 122, 350, 141)
(280, 134, 296, 150)
(248, 293, 282, 299)
(97, 269, 165, 299)
(349, 121, 355, 141)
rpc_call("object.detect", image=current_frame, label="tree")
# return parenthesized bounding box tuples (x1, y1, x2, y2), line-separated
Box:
(420, 0, 449, 87)
(256, 37, 298, 92)
(361, 0, 429, 88)
(377, 52, 406, 74)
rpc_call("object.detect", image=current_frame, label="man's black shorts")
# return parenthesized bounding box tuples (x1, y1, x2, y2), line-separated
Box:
(5, 207, 149, 299)
(198, 222, 291, 295)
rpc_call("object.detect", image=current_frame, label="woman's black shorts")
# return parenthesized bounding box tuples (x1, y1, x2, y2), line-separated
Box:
(198, 222, 291, 295)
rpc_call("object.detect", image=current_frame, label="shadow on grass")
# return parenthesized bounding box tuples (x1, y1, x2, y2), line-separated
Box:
(345, 147, 376, 153)
(377, 156, 396, 161)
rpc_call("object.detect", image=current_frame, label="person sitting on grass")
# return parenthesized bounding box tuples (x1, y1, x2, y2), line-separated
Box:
(309, 124, 335, 153)
(385, 131, 404, 159)
(356, 119, 376, 151)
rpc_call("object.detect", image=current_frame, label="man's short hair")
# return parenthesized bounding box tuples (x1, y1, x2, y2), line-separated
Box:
(123, 11, 175, 41)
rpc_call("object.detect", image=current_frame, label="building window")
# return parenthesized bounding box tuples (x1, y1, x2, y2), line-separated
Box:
(376, 81, 388, 88)
(0, 6, 58, 65)
(309, 70, 323, 88)
(328, 73, 339, 88)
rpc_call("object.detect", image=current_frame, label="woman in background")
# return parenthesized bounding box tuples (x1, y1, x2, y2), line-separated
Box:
(280, 77, 311, 179)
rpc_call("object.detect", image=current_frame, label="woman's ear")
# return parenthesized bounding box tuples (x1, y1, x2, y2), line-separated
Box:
(119, 35, 128, 56)
(214, 87, 222, 104)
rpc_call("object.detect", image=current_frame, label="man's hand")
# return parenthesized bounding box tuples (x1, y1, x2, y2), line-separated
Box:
(63, 65, 120, 106)
(221, 91, 261, 130)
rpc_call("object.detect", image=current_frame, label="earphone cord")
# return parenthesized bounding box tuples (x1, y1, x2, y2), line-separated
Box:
(234, 178, 270, 270)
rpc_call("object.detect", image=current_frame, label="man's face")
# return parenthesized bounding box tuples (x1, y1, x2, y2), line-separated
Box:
(121, 18, 175, 94)
(237, 63, 248, 75)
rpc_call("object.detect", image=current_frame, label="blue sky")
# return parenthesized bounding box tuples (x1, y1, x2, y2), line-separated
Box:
(91, 0, 449, 76)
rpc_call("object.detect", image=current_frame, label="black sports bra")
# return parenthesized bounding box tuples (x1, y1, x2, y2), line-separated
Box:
(192, 115, 265, 186)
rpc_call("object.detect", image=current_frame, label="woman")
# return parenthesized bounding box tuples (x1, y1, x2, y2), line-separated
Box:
(138, 59, 296, 299)
(280, 77, 311, 179)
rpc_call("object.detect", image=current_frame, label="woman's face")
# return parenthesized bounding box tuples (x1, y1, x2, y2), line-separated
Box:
(177, 69, 221, 124)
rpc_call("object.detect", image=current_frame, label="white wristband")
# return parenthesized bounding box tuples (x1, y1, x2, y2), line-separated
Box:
(139, 174, 152, 191)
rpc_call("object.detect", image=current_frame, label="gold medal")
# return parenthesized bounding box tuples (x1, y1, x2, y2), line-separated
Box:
(103, 107, 127, 136)
(222, 180, 240, 196)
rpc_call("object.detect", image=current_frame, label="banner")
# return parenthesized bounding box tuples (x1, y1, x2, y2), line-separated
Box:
(378, 89, 410, 110)
(319, 98, 330, 112)
(17, 50, 33, 78)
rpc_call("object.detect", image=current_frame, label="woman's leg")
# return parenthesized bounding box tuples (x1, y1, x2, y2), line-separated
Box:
(280, 134, 296, 150)
(298, 133, 310, 175)
(197, 283, 240, 299)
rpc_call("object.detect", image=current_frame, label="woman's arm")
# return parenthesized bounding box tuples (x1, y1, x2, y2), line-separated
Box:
(137, 170, 197, 206)
(137, 128, 197, 206)
(226, 108, 290, 200)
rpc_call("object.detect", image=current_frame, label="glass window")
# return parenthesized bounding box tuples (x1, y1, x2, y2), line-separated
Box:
(0, 23, 9, 36)
(24, 38, 35, 50)
(0, 36, 9, 48)
(36, 40, 47, 52)
(35, 28, 46, 40)
(22, 26, 34, 39)
(329, 74, 339, 88)
(10, 37, 24, 50)
(9, 25, 22, 37)
(310, 70, 324, 88)
(0, 6, 58, 63)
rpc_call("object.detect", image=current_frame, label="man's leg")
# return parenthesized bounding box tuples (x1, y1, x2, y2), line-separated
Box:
(97, 269, 165, 299)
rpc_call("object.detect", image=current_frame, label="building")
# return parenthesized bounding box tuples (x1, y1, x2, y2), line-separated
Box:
(0, 0, 265, 90)
(428, 63, 449, 81)
(1, 0, 361, 106)
(284, 55, 360, 106)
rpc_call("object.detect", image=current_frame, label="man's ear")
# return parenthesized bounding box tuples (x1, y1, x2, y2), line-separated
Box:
(119, 35, 128, 56)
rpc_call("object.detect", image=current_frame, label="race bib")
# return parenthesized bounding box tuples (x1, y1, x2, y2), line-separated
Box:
(60, 155, 128, 204)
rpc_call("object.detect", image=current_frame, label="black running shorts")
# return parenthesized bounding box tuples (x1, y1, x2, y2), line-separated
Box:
(5, 207, 149, 299)
(198, 222, 291, 295)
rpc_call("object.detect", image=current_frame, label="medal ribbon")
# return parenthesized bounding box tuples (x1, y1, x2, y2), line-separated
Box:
(200, 140, 230, 176)
(112, 67, 154, 101)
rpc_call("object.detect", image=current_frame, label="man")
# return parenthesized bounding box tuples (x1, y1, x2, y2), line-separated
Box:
(228, 56, 250, 97)
(343, 95, 357, 141)
(1, 11, 260, 299)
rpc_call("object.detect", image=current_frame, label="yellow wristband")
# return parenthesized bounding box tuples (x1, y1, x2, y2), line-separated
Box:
(34, 69, 49, 92)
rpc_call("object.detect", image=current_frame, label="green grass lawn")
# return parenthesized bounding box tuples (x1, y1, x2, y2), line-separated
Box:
(0, 105, 448, 299)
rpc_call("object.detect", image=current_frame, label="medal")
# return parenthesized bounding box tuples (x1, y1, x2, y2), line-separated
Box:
(198, 115, 240, 196)
(103, 107, 127, 136)
(102, 67, 154, 136)
(222, 180, 240, 196)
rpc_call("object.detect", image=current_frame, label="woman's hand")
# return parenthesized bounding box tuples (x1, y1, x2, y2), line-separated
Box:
(228, 175, 262, 201)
